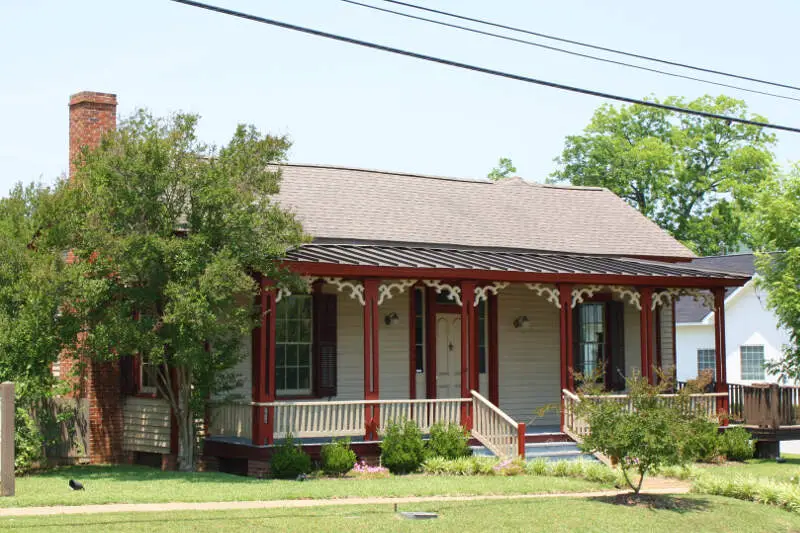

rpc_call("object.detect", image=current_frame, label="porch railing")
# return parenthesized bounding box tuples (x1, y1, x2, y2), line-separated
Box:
(208, 403, 252, 440)
(248, 397, 471, 439)
(561, 389, 727, 439)
(471, 390, 525, 459)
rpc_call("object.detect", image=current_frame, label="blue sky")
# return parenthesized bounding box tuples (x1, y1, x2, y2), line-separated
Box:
(1, 0, 799, 195)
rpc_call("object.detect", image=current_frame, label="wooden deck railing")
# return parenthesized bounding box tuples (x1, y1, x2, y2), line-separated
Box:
(741, 384, 800, 428)
(471, 390, 525, 458)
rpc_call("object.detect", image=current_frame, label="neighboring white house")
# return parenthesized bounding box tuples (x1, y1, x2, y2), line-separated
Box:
(675, 253, 791, 384)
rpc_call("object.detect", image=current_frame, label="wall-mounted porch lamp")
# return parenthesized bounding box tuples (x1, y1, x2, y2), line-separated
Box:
(513, 316, 531, 329)
(384, 311, 400, 326)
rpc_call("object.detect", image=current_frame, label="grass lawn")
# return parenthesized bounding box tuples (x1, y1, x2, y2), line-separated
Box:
(0, 495, 798, 532)
(696, 454, 800, 482)
(0, 465, 612, 508)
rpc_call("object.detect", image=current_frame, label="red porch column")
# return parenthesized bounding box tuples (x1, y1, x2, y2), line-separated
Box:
(557, 283, 574, 431)
(713, 288, 729, 418)
(639, 288, 655, 385)
(557, 283, 574, 393)
(461, 281, 476, 429)
(251, 276, 276, 445)
(488, 293, 499, 406)
(363, 279, 380, 440)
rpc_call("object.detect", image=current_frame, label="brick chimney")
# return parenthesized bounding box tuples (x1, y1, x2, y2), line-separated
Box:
(63, 91, 126, 465)
(69, 91, 117, 177)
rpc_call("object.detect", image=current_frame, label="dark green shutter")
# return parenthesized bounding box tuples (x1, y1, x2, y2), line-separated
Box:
(607, 301, 626, 391)
(314, 293, 338, 397)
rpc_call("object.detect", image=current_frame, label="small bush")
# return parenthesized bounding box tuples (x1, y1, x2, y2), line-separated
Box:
(492, 458, 526, 476)
(719, 427, 754, 461)
(270, 434, 312, 479)
(472, 456, 497, 475)
(526, 458, 549, 476)
(15, 408, 43, 475)
(426, 422, 471, 460)
(380, 419, 426, 474)
(320, 438, 357, 476)
(685, 418, 722, 463)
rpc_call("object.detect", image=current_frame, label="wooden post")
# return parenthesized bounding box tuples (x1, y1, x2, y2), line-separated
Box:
(488, 294, 499, 406)
(517, 422, 526, 459)
(557, 283, 574, 431)
(363, 279, 380, 440)
(252, 276, 274, 446)
(639, 288, 654, 385)
(460, 281, 476, 429)
(713, 287, 729, 419)
(0, 382, 14, 497)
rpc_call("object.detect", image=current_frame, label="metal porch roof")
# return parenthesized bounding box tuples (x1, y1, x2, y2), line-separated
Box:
(284, 243, 750, 282)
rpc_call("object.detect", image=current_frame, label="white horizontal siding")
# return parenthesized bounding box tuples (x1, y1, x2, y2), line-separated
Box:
(123, 397, 171, 454)
(497, 285, 560, 426)
(659, 302, 675, 373)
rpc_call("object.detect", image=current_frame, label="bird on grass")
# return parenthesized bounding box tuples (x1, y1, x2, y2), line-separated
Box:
(69, 479, 84, 491)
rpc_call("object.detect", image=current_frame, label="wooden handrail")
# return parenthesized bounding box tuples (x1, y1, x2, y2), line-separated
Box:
(470, 390, 519, 427)
(256, 397, 471, 408)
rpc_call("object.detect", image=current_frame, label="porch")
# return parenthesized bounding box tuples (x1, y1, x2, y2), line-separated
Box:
(203, 247, 745, 460)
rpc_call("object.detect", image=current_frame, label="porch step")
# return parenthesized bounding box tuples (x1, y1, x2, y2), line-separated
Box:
(470, 441, 599, 463)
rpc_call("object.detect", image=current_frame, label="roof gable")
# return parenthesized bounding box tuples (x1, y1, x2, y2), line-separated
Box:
(275, 164, 695, 259)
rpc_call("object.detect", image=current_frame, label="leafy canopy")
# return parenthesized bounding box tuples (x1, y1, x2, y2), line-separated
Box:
(748, 166, 800, 378)
(550, 95, 776, 255)
(44, 110, 305, 469)
(487, 157, 517, 181)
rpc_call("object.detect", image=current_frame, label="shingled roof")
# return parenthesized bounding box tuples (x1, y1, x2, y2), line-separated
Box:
(275, 164, 695, 260)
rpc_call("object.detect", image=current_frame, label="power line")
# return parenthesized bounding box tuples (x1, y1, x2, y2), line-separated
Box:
(340, 0, 800, 103)
(379, 0, 800, 93)
(168, 0, 800, 134)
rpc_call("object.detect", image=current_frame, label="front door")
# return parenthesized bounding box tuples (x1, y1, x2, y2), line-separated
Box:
(436, 314, 461, 398)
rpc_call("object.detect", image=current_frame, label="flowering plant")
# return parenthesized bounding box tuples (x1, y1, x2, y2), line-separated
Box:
(347, 460, 390, 479)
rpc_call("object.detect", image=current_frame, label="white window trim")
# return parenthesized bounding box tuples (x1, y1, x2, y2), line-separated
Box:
(740, 344, 766, 381)
(696, 348, 716, 376)
(276, 295, 313, 397)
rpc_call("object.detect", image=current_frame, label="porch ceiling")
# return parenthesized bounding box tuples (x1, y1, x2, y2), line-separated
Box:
(283, 243, 750, 285)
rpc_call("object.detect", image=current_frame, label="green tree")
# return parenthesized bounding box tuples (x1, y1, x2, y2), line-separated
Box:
(43, 110, 305, 470)
(550, 95, 776, 255)
(0, 183, 82, 470)
(487, 157, 517, 181)
(748, 166, 800, 378)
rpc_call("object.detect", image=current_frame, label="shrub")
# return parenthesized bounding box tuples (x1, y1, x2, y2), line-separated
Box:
(270, 434, 312, 479)
(426, 422, 471, 460)
(577, 375, 720, 494)
(15, 408, 43, 474)
(719, 427, 754, 461)
(492, 458, 526, 476)
(380, 419, 426, 474)
(526, 458, 549, 476)
(684, 418, 722, 463)
(320, 438, 357, 476)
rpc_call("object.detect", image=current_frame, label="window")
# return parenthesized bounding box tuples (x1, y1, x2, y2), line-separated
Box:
(140, 360, 158, 394)
(275, 295, 313, 395)
(477, 300, 487, 374)
(577, 303, 605, 377)
(413, 288, 425, 373)
(740, 345, 765, 381)
(696, 349, 716, 377)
